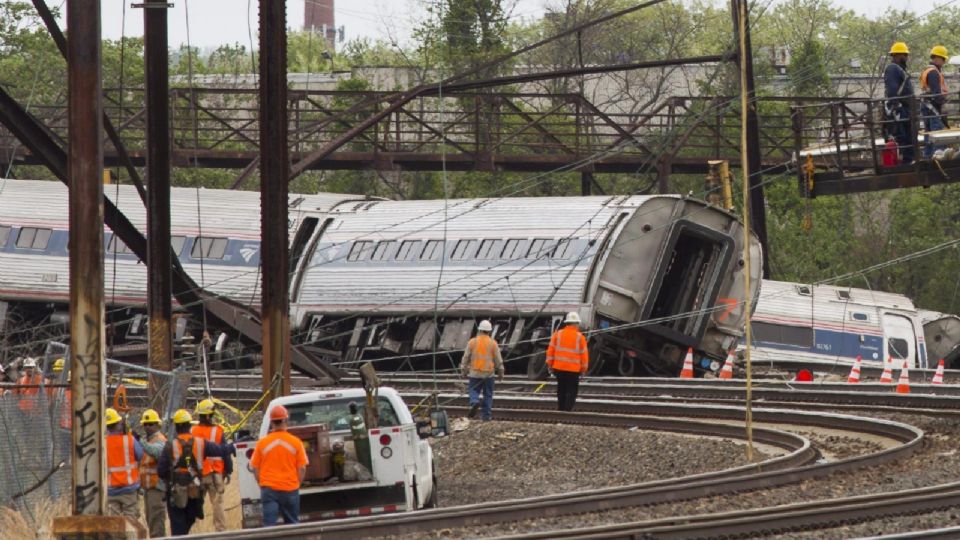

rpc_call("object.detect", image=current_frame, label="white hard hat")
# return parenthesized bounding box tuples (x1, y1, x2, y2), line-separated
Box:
(478, 320, 493, 332)
(564, 312, 581, 324)
(23, 357, 37, 368)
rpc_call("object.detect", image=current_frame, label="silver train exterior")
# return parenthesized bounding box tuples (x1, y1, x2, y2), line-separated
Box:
(0, 179, 761, 376)
(747, 280, 960, 370)
(290, 194, 761, 377)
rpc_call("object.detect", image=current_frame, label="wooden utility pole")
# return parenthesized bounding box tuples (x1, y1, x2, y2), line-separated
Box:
(731, 0, 770, 278)
(143, 0, 173, 403)
(259, 0, 292, 399)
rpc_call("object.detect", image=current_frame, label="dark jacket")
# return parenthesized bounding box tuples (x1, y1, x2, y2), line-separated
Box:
(921, 64, 947, 111)
(884, 62, 914, 110)
(157, 433, 234, 486)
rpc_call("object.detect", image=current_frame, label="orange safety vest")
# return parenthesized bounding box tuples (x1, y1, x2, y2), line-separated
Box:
(170, 435, 207, 485)
(920, 66, 948, 95)
(546, 326, 589, 373)
(469, 335, 497, 374)
(17, 373, 44, 411)
(140, 431, 167, 490)
(191, 424, 224, 475)
(56, 389, 72, 429)
(106, 433, 140, 489)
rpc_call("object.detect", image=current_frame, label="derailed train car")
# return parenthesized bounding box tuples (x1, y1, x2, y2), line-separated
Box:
(0, 180, 760, 376)
(289, 195, 762, 377)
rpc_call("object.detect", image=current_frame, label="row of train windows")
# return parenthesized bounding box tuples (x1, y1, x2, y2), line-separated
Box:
(0, 226, 230, 260)
(346, 237, 578, 263)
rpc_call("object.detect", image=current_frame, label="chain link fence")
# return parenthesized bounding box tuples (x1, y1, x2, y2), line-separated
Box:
(0, 389, 71, 510)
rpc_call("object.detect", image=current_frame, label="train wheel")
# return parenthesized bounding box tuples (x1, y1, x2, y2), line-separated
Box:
(586, 356, 605, 376)
(526, 349, 549, 380)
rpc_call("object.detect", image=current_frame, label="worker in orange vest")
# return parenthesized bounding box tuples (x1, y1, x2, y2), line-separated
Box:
(546, 312, 589, 411)
(459, 320, 504, 420)
(17, 357, 47, 412)
(920, 45, 950, 159)
(191, 399, 230, 532)
(251, 405, 308, 526)
(157, 409, 234, 536)
(105, 407, 144, 519)
(139, 409, 168, 538)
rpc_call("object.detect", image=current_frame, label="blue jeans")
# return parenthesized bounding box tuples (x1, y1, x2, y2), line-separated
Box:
(923, 106, 945, 159)
(261, 487, 300, 526)
(468, 377, 495, 420)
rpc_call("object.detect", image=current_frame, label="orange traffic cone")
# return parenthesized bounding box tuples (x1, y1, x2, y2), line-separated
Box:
(896, 361, 911, 394)
(847, 355, 862, 383)
(680, 347, 695, 379)
(879, 356, 894, 384)
(718, 350, 735, 380)
(932, 358, 946, 385)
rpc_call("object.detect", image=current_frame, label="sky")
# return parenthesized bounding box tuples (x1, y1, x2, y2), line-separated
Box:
(31, 0, 921, 51)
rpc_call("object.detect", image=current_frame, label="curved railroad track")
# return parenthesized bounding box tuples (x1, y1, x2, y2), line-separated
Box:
(184, 395, 921, 540)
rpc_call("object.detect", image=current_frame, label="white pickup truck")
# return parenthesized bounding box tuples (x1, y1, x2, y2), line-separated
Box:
(236, 387, 436, 528)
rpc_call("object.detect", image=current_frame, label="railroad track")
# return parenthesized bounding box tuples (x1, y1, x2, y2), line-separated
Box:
(186, 396, 921, 540)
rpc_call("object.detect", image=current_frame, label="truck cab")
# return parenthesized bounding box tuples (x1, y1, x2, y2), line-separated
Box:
(236, 387, 436, 527)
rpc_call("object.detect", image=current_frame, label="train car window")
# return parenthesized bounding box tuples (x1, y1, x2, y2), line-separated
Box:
(752, 321, 813, 347)
(421, 240, 444, 260)
(501, 239, 525, 260)
(526, 238, 550, 259)
(16, 227, 52, 250)
(191, 236, 229, 259)
(552, 238, 575, 259)
(796, 285, 812, 296)
(106, 235, 134, 255)
(396, 240, 422, 261)
(837, 290, 851, 300)
(347, 241, 374, 262)
(476, 239, 503, 260)
(451, 239, 477, 260)
(888, 338, 909, 360)
(371, 241, 395, 261)
(171, 236, 186, 256)
(850, 312, 869, 322)
(0, 225, 10, 247)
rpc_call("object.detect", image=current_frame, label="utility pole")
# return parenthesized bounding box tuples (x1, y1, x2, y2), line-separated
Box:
(731, 0, 770, 278)
(260, 0, 292, 399)
(143, 0, 173, 404)
(65, 0, 106, 517)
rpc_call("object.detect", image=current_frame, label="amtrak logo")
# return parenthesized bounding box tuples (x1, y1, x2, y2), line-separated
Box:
(240, 246, 259, 262)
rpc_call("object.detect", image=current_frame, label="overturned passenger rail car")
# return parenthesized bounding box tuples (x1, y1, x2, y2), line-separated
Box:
(0, 180, 760, 377)
(290, 195, 761, 377)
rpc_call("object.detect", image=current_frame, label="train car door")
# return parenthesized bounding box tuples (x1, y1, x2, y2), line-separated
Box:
(881, 313, 918, 368)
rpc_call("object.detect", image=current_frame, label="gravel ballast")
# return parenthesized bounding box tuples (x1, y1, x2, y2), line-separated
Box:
(431, 420, 766, 508)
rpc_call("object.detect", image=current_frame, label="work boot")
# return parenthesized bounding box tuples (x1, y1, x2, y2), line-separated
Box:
(467, 403, 480, 419)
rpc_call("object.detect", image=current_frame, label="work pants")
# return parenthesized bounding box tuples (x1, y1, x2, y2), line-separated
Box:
(890, 108, 915, 163)
(167, 497, 204, 536)
(555, 371, 580, 411)
(261, 486, 300, 526)
(202, 472, 226, 531)
(923, 105, 945, 159)
(467, 377, 495, 420)
(143, 488, 166, 538)
(107, 490, 141, 520)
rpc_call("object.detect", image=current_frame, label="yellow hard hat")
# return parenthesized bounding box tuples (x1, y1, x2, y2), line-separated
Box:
(931, 45, 949, 59)
(173, 409, 193, 424)
(52, 358, 65, 373)
(105, 407, 123, 426)
(141, 409, 161, 424)
(195, 399, 215, 415)
(890, 42, 910, 55)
